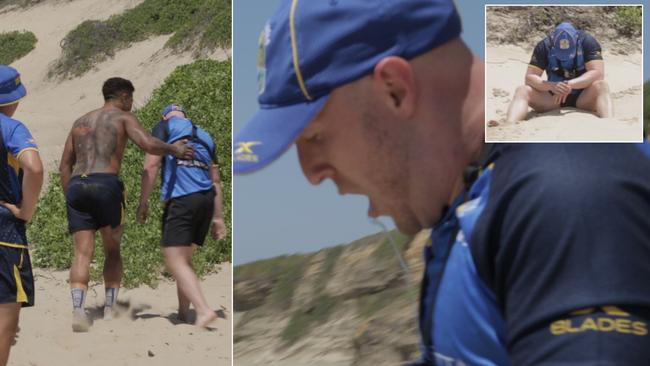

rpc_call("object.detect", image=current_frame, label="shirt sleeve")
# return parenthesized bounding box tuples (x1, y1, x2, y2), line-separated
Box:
(6, 121, 38, 159)
(529, 39, 548, 71)
(151, 121, 167, 142)
(471, 144, 650, 365)
(581, 33, 603, 63)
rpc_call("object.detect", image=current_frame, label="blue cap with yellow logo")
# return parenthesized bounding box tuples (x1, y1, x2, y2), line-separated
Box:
(161, 103, 186, 119)
(0, 65, 27, 107)
(552, 22, 579, 62)
(234, 0, 461, 174)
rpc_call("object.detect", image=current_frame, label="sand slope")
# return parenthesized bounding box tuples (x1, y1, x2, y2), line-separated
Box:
(486, 44, 642, 142)
(10, 267, 231, 366)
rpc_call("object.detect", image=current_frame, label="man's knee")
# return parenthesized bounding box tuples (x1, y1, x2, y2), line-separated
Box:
(514, 85, 533, 101)
(592, 80, 610, 94)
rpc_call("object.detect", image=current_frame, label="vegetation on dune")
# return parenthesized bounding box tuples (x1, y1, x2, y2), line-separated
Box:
(0, 0, 43, 10)
(614, 6, 642, 37)
(29, 59, 232, 288)
(235, 230, 415, 347)
(51, 0, 231, 78)
(0, 31, 37, 64)
(487, 6, 642, 49)
(280, 245, 344, 346)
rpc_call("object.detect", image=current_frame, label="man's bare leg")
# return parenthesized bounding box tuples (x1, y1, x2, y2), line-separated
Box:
(70, 229, 95, 332)
(0, 303, 20, 366)
(576, 80, 613, 118)
(163, 246, 216, 328)
(177, 284, 191, 322)
(99, 225, 123, 320)
(505, 85, 559, 123)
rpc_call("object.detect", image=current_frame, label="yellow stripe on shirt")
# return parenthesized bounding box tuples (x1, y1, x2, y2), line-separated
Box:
(0, 241, 28, 249)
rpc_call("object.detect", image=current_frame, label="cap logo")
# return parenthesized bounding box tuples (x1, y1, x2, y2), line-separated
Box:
(559, 38, 570, 50)
(15, 76, 20, 86)
(235, 141, 262, 163)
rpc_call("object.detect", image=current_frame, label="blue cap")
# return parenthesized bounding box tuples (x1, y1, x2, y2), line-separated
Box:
(234, 0, 462, 174)
(0, 65, 27, 107)
(552, 22, 578, 62)
(161, 103, 186, 119)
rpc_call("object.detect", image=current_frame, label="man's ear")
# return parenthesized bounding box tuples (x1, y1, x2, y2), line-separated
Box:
(373, 56, 417, 118)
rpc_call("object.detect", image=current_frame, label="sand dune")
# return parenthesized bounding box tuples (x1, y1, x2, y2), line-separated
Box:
(1, 1, 232, 365)
(485, 44, 642, 142)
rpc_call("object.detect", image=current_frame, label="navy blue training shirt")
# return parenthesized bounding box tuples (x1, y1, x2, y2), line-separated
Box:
(416, 143, 650, 365)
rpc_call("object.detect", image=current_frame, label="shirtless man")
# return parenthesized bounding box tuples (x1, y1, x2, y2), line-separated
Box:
(59, 77, 193, 332)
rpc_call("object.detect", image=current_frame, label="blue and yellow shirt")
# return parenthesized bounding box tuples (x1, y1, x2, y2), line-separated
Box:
(0, 112, 38, 205)
(152, 117, 217, 200)
(417, 143, 650, 365)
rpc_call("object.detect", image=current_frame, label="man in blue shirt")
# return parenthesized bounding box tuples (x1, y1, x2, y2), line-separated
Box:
(137, 104, 225, 328)
(0, 65, 43, 366)
(233, 1, 650, 364)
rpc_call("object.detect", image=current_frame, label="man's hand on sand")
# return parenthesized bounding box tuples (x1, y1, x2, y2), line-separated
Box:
(172, 139, 194, 160)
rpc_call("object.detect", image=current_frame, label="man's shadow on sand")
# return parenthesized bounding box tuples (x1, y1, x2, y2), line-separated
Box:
(99, 299, 229, 331)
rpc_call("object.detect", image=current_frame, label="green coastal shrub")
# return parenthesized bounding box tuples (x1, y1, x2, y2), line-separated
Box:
(51, 0, 231, 78)
(614, 6, 642, 37)
(0, 31, 37, 64)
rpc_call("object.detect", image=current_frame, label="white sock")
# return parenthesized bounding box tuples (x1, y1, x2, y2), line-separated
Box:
(105, 288, 119, 308)
(71, 288, 86, 312)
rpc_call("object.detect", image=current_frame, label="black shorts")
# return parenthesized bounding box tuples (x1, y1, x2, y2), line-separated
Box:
(162, 189, 215, 247)
(66, 173, 125, 233)
(0, 208, 34, 307)
(549, 89, 582, 108)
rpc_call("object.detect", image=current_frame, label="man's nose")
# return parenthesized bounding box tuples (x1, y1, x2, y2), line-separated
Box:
(296, 140, 334, 186)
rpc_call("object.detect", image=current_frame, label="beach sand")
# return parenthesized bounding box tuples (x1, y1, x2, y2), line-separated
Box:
(485, 44, 642, 142)
(10, 266, 231, 366)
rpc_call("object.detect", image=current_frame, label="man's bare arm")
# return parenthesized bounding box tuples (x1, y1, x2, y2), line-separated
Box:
(136, 153, 162, 224)
(525, 66, 555, 92)
(0, 150, 43, 222)
(59, 132, 75, 193)
(210, 163, 226, 240)
(568, 61, 604, 90)
(123, 113, 193, 159)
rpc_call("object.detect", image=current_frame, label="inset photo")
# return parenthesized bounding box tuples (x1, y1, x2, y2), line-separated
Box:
(485, 5, 643, 142)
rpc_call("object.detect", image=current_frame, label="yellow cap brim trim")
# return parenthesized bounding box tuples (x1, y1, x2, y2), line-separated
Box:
(290, 0, 313, 101)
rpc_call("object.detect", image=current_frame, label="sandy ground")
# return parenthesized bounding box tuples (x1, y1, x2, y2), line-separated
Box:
(1, 1, 232, 364)
(10, 266, 232, 366)
(0, 0, 230, 174)
(485, 44, 643, 142)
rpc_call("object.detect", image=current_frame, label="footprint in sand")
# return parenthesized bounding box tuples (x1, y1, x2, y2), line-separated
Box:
(611, 86, 641, 99)
(492, 88, 510, 98)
